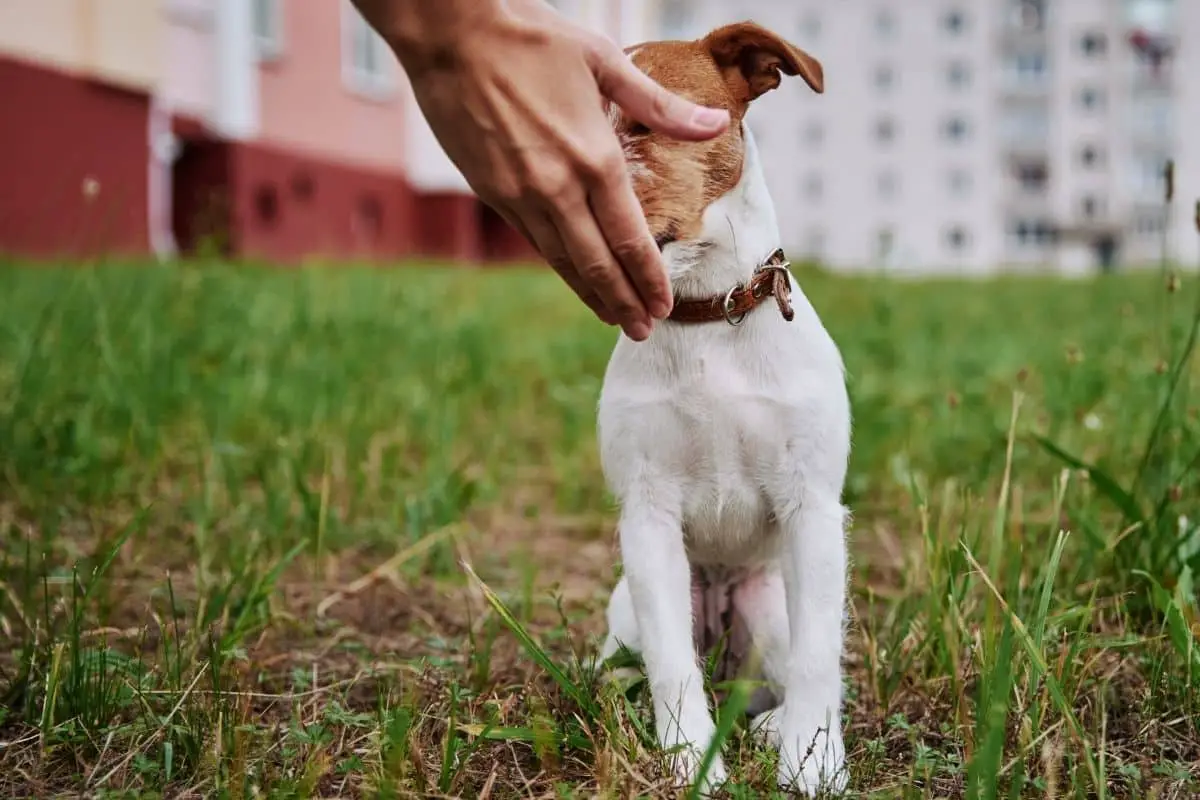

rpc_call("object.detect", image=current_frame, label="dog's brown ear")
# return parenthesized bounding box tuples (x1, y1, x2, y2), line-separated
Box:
(701, 21, 824, 104)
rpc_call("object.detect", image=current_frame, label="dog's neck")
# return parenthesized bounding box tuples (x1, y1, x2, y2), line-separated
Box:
(661, 125, 783, 301)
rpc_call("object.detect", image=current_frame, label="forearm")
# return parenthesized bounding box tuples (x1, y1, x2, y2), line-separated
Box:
(347, 0, 506, 72)
(340, 0, 724, 339)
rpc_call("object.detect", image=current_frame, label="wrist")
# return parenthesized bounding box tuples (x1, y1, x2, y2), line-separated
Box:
(365, 0, 505, 75)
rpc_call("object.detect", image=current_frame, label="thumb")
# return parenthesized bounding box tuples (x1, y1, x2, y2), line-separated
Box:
(591, 40, 729, 141)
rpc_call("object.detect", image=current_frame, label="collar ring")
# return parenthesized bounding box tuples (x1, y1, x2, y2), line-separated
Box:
(722, 285, 747, 326)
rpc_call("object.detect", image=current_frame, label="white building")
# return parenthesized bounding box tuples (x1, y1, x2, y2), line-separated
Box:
(640, 0, 1200, 274)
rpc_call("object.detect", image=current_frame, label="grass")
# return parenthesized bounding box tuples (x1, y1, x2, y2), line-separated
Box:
(0, 253, 1198, 798)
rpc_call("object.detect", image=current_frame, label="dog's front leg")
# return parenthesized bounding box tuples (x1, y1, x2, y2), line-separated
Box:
(775, 494, 848, 795)
(618, 500, 726, 792)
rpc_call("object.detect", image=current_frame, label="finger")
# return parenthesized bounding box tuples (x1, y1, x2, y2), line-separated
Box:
(589, 39, 729, 141)
(585, 168, 673, 320)
(543, 192, 654, 341)
(518, 210, 621, 326)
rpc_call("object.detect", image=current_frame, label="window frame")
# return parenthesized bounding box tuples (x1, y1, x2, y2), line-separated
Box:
(341, 2, 398, 99)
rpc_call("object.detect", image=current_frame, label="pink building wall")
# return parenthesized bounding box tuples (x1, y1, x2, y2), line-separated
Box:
(162, 1, 216, 121)
(256, 2, 408, 177)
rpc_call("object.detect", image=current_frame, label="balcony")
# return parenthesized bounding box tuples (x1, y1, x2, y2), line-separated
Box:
(1004, 216, 1057, 265)
(1005, 158, 1051, 207)
(999, 109, 1050, 158)
(1129, 62, 1173, 95)
(1127, 26, 1176, 90)
(1000, 0, 1048, 41)
(1127, 95, 1174, 147)
(1000, 52, 1051, 97)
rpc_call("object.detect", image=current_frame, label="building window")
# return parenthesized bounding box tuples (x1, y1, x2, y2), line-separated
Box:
(1133, 96, 1173, 140)
(1013, 159, 1049, 191)
(252, 0, 283, 59)
(800, 12, 822, 41)
(1079, 144, 1105, 169)
(949, 169, 972, 196)
(1078, 86, 1105, 111)
(943, 116, 970, 142)
(803, 174, 823, 200)
(877, 171, 898, 200)
(254, 183, 280, 226)
(803, 120, 824, 147)
(875, 117, 897, 144)
(946, 226, 970, 252)
(874, 64, 896, 91)
(875, 9, 897, 39)
(1131, 155, 1168, 197)
(1080, 195, 1105, 219)
(343, 4, 396, 96)
(1011, 51, 1048, 84)
(1004, 105, 1049, 143)
(947, 60, 971, 89)
(357, 194, 384, 241)
(1080, 32, 1107, 57)
(1011, 0, 1046, 32)
(942, 9, 967, 35)
(1009, 218, 1056, 247)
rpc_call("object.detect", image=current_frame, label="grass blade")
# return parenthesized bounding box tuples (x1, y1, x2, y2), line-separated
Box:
(462, 561, 601, 719)
(1032, 435, 1146, 526)
(965, 617, 1016, 800)
(961, 541, 1101, 789)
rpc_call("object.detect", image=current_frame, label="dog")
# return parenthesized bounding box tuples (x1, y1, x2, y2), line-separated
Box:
(596, 21, 851, 796)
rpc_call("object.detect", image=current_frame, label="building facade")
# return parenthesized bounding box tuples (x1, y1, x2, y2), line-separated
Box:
(0, 0, 656, 264)
(5, 0, 1195, 272)
(663, 0, 1199, 274)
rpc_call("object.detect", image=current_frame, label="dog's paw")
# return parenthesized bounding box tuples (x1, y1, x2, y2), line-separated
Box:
(749, 707, 781, 747)
(663, 743, 727, 797)
(656, 714, 727, 795)
(599, 665, 643, 688)
(776, 717, 846, 796)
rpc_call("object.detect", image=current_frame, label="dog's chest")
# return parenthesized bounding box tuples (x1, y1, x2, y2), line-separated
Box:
(672, 360, 783, 557)
(600, 304, 845, 563)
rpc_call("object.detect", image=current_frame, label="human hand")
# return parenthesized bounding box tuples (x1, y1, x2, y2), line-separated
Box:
(358, 0, 730, 340)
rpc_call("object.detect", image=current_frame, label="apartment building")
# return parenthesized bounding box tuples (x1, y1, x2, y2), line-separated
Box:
(659, 0, 1200, 274)
(0, 0, 656, 264)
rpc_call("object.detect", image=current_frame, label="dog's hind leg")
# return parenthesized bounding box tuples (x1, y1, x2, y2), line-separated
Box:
(728, 570, 789, 729)
(600, 574, 641, 661)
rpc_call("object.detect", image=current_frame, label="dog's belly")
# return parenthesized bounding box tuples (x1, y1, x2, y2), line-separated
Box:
(691, 564, 779, 716)
(680, 484, 776, 568)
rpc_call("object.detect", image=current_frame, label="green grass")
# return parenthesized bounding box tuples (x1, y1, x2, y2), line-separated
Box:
(0, 255, 1198, 798)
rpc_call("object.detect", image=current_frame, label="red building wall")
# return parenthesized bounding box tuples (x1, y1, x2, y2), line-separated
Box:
(1, 56, 539, 267)
(170, 127, 421, 264)
(0, 55, 151, 259)
(231, 141, 417, 264)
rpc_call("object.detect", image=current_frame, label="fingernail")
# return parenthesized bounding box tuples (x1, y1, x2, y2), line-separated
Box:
(690, 106, 729, 131)
(652, 298, 672, 319)
(626, 320, 652, 341)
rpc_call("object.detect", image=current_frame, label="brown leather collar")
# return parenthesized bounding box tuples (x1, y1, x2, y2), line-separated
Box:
(666, 248, 795, 325)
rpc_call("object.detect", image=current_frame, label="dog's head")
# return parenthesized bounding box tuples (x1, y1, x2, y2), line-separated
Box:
(610, 22, 824, 249)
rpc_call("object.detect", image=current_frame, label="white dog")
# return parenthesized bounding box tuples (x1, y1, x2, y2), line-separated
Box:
(596, 21, 851, 795)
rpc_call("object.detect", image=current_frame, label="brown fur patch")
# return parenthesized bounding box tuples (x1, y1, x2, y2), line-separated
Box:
(612, 22, 824, 245)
